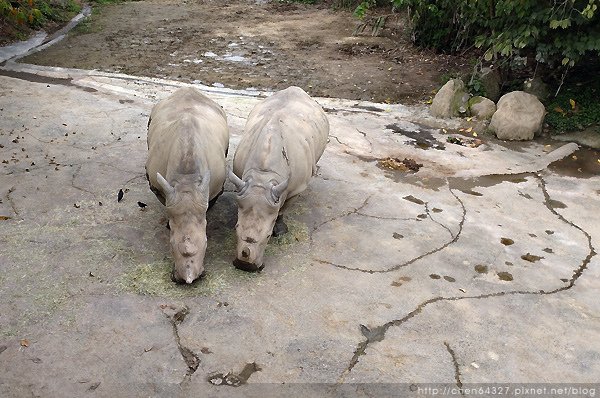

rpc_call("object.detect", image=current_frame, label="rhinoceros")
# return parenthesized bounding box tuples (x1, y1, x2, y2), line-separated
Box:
(146, 87, 229, 284)
(228, 86, 329, 271)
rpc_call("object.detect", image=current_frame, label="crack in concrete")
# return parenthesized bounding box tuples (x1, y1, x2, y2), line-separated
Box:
(162, 306, 200, 386)
(311, 195, 372, 234)
(6, 186, 19, 217)
(314, 187, 466, 274)
(444, 342, 463, 392)
(71, 164, 97, 197)
(425, 202, 454, 239)
(339, 175, 596, 381)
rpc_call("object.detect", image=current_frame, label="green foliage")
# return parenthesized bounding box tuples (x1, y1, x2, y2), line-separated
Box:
(356, 0, 599, 74)
(545, 78, 600, 133)
(0, 0, 82, 31)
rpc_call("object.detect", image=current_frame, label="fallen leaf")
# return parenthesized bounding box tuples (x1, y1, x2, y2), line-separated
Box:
(572, 155, 577, 160)
(117, 189, 124, 202)
(0, 215, 11, 221)
(569, 98, 576, 110)
(466, 127, 473, 133)
(20, 339, 29, 347)
(466, 117, 473, 122)
(472, 132, 478, 137)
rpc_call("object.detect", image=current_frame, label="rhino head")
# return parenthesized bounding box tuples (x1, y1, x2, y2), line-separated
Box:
(229, 169, 288, 272)
(156, 170, 210, 284)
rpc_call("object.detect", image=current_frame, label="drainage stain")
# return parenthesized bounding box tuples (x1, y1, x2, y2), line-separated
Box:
(521, 253, 544, 263)
(497, 271, 513, 281)
(474, 264, 488, 274)
(0, 69, 97, 92)
(403, 195, 425, 205)
(443, 276, 456, 282)
(500, 237, 514, 246)
(429, 274, 441, 279)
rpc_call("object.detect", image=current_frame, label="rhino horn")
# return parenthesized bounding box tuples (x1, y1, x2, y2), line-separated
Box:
(157, 172, 175, 201)
(271, 178, 289, 203)
(228, 167, 247, 192)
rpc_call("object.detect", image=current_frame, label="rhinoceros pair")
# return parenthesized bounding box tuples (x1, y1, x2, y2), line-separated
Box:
(145, 86, 329, 284)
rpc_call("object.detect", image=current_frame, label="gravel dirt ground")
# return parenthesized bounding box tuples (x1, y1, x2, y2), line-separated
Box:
(20, 0, 468, 104)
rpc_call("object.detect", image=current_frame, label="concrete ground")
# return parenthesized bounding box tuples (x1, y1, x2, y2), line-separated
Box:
(0, 60, 599, 397)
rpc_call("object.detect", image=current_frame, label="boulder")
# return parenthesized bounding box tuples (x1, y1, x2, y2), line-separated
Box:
(479, 67, 502, 102)
(489, 91, 546, 141)
(430, 79, 469, 118)
(523, 77, 550, 102)
(468, 96, 496, 120)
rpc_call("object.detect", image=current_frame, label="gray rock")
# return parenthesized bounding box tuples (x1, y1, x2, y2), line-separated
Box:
(523, 77, 550, 102)
(468, 96, 496, 120)
(479, 67, 502, 102)
(489, 91, 546, 140)
(431, 79, 469, 118)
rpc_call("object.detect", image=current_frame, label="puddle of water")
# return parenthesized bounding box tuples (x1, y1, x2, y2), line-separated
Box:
(497, 271, 513, 281)
(500, 237, 514, 246)
(548, 199, 567, 209)
(548, 148, 600, 178)
(448, 173, 529, 196)
(403, 195, 425, 205)
(474, 264, 488, 273)
(521, 253, 543, 263)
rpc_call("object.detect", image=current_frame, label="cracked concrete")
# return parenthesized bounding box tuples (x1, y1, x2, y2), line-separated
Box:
(0, 61, 599, 396)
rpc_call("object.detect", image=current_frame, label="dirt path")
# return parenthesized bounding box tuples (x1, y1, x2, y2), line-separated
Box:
(21, 0, 467, 104)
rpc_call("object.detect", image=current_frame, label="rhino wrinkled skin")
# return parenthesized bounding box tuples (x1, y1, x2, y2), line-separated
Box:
(146, 87, 229, 284)
(229, 86, 329, 271)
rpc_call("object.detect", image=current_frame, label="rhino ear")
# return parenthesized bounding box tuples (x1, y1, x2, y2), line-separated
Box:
(157, 172, 175, 202)
(270, 178, 289, 204)
(228, 167, 248, 194)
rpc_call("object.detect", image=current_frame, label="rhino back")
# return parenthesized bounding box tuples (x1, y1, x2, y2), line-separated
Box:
(234, 87, 329, 197)
(146, 88, 229, 199)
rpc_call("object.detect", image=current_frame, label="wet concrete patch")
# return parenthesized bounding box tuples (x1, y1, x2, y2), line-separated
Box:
(386, 123, 445, 150)
(0, 69, 97, 92)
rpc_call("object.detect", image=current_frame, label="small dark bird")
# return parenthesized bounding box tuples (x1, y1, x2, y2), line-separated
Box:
(117, 189, 124, 202)
(137, 201, 147, 209)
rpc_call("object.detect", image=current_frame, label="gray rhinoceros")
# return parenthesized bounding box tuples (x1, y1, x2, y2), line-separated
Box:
(228, 86, 329, 271)
(146, 87, 229, 284)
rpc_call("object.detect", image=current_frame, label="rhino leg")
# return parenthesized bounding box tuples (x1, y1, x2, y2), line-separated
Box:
(272, 214, 288, 237)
